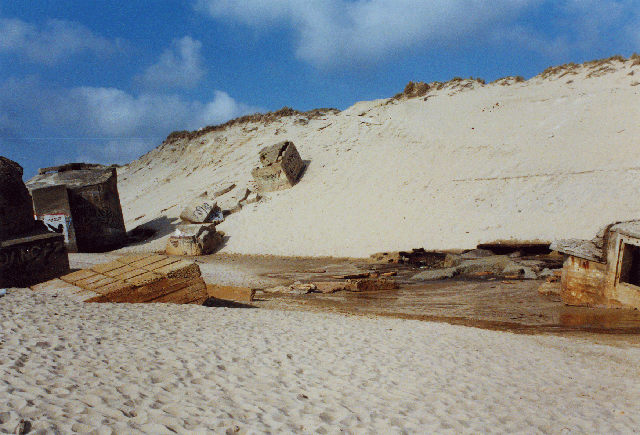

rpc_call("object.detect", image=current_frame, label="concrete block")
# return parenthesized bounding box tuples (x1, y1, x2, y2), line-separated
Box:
(166, 224, 223, 256)
(27, 165, 126, 252)
(0, 232, 69, 287)
(179, 194, 223, 224)
(206, 284, 255, 302)
(412, 267, 459, 281)
(252, 141, 305, 192)
(0, 156, 35, 240)
(31, 185, 78, 252)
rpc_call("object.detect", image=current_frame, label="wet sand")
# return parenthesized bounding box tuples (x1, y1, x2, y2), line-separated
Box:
(69, 253, 640, 343)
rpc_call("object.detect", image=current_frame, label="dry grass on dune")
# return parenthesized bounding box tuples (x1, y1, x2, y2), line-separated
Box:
(164, 107, 340, 145)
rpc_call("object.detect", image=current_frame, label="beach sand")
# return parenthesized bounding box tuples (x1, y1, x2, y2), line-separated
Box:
(2, 287, 639, 433)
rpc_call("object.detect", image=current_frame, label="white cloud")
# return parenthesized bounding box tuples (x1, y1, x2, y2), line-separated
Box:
(196, 0, 640, 67)
(196, 0, 535, 67)
(64, 87, 258, 137)
(0, 76, 259, 168)
(140, 36, 206, 88)
(74, 139, 154, 166)
(0, 17, 124, 64)
(196, 90, 257, 126)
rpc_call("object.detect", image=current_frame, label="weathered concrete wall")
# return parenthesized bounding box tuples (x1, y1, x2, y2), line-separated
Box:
(31, 185, 78, 252)
(28, 166, 126, 252)
(560, 256, 609, 307)
(0, 156, 70, 286)
(601, 231, 640, 308)
(0, 157, 35, 240)
(0, 231, 69, 287)
(68, 175, 126, 252)
(558, 227, 640, 309)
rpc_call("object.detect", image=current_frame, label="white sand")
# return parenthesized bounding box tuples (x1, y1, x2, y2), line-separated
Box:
(117, 57, 640, 257)
(1, 287, 639, 433)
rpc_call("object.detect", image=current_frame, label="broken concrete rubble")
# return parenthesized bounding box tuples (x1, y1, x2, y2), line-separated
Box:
(179, 194, 223, 224)
(412, 254, 550, 281)
(252, 141, 305, 192)
(369, 249, 449, 267)
(553, 220, 640, 308)
(0, 156, 69, 287)
(217, 186, 250, 216)
(240, 191, 261, 206)
(262, 277, 399, 294)
(412, 267, 459, 281)
(166, 223, 223, 256)
(206, 284, 255, 302)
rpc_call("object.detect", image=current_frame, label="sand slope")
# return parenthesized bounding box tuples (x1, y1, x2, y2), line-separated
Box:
(118, 57, 640, 257)
(2, 287, 639, 433)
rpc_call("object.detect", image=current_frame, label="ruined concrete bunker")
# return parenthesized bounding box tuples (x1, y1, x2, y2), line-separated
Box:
(1, 156, 69, 286)
(552, 221, 640, 309)
(27, 163, 127, 252)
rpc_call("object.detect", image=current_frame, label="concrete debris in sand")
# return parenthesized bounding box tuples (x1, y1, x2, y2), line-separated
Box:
(179, 193, 223, 224)
(252, 141, 305, 192)
(166, 223, 223, 256)
(410, 249, 562, 281)
(263, 277, 398, 294)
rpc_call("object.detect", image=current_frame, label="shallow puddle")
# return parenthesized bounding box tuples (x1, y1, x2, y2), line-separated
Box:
(255, 279, 640, 335)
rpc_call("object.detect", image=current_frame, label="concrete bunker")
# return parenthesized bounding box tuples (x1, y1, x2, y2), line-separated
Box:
(552, 221, 640, 309)
(26, 163, 127, 252)
(0, 156, 69, 287)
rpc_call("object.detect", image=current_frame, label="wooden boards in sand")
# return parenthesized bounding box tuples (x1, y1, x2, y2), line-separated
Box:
(57, 253, 208, 304)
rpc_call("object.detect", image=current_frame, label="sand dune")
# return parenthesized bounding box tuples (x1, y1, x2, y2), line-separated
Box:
(118, 56, 640, 257)
(1, 287, 639, 433)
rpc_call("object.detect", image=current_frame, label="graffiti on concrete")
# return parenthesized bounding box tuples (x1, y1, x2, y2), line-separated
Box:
(41, 214, 72, 244)
(0, 239, 66, 268)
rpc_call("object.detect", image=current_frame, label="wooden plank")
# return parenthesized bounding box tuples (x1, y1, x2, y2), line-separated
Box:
(206, 284, 255, 302)
(84, 294, 111, 303)
(84, 276, 116, 291)
(152, 260, 201, 278)
(92, 280, 133, 295)
(116, 253, 153, 265)
(31, 278, 83, 293)
(91, 260, 128, 274)
(128, 254, 169, 269)
(142, 256, 182, 272)
(103, 264, 136, 278)
(74, 273, 109, 289)
(115, 268, 149, 281)
(60, 269, 98, 284)
(152, 279, 207, 304)
(125, 272, 163, 286)
(113, 278, 195, 303)
(31, 278, 65, 291)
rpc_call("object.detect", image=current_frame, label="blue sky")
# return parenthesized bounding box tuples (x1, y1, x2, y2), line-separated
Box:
(1, 0, 639, 178)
